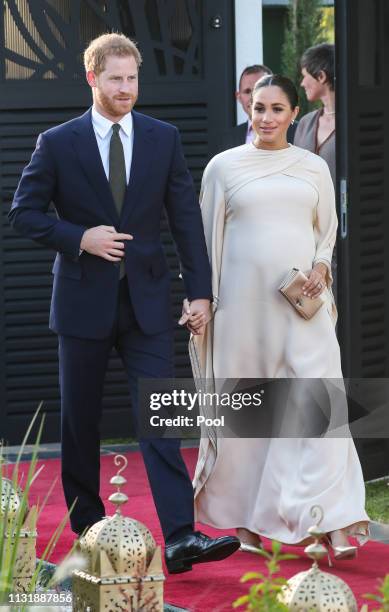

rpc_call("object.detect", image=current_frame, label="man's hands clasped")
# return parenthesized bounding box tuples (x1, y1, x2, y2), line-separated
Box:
(179, 298, 211, 336)
(80, 225, 133, 261)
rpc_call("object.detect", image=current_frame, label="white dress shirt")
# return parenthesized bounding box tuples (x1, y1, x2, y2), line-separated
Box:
(91, 106, 134, 183)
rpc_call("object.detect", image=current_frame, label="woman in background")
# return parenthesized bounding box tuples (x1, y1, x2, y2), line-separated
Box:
(294, 43, 335, 183)
(294, 43, 337, 299)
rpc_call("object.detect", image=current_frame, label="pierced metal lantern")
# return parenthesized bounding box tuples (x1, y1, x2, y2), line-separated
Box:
(279, 506, 358, 612)
(0, 476, 37, 593)
(72, 455, 165, 611)
(1, 478, 23, 524)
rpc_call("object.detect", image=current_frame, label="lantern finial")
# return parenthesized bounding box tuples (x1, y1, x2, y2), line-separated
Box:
(108, 454, 129, 514)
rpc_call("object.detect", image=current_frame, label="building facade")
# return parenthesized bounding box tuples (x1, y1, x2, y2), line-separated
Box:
(0, 0, 238, 442)
(0, 0, 388, 479)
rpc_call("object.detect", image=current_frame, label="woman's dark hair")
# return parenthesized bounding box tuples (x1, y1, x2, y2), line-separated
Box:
(252, 74, 299, 109)
(301, 43, 335, 90)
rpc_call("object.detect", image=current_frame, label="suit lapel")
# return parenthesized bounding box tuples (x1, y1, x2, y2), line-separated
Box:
(72, 109, 120, 226)
(236, 122, 247, 146)
(120, 111, 156, 227)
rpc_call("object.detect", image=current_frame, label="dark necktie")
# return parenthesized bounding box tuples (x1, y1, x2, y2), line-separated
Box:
(109, 123, 126, 278)
(109, 123, 126, 216)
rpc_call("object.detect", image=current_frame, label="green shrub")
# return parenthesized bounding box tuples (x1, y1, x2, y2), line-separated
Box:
(233, 540, 297, 611)
(0, 408, 75, 609)
(363, 575, 389, 612)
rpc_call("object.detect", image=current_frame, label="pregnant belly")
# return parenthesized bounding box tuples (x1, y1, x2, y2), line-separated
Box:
(223, 225, 316, 278)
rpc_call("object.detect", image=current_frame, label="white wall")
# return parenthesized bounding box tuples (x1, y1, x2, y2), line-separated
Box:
(234, 0, 263, 124)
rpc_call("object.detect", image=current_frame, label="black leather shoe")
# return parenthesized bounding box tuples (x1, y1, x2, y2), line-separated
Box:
(165, 531, 240, 574)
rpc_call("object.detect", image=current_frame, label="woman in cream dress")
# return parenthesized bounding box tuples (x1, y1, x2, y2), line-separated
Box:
(187, 75, 368, 558)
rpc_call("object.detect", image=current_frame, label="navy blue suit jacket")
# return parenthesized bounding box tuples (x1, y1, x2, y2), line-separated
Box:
(10, 109, 212, 339)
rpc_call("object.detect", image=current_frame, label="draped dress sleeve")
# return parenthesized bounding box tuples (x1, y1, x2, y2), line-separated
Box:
(189, 155, 226, 495)
(311, 159, 338, 324)
(189, 156, 226, 383)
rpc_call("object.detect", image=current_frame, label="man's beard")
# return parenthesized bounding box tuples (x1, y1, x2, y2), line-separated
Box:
(96, 90, 135, 118)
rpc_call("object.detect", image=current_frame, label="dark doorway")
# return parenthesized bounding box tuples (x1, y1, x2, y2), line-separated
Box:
(0, 0, 235, 443)
(336, 0, 389, 478)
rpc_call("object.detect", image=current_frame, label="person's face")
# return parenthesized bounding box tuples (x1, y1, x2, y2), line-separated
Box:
(236, 71, 266, 118)
(300, 67, 327, 102)
(251, 85, 299, 148)
(87, 54, 138, 121)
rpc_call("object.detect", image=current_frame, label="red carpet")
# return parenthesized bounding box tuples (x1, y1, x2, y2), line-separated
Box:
(23, 448, 389, 611)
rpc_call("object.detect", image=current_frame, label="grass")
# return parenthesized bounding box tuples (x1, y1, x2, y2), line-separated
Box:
(366, 478, 389, 523)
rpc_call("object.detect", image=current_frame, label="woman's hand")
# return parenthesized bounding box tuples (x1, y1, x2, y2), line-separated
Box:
(302, 264, 327, 299)
(178, 298, 211, 335)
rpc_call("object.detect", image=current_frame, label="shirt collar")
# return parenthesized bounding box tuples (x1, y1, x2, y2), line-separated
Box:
(92, 106, 133, 139)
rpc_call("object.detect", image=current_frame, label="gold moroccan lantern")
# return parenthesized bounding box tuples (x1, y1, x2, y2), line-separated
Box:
(72, 455, 165, 611)
(279, 506, 357, 612)
(0, 475, 37, 593)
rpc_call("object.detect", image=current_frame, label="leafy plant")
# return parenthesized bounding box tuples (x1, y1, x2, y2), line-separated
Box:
(233, 540, 298, 611)
(281, 0, 324, 116)
(362, 575, 389, 612)
(0, 407, 75, 609)
(366, 479, 389, 523)
(321, 7, 335, 44)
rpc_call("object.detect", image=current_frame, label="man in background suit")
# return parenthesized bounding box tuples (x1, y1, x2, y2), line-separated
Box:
(9, 33, 239, 574)
(218, 64, 297, 152)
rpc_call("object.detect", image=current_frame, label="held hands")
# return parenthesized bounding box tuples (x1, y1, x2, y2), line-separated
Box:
(178, 298, 211, 336)
(302, 263, 328, 299)
(80, 226, 133, 262)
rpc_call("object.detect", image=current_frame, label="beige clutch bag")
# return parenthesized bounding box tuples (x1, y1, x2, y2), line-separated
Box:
(278, 268, 325, 320)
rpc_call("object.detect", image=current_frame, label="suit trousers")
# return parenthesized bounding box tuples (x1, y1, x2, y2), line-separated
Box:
(59, 278, 194, 542)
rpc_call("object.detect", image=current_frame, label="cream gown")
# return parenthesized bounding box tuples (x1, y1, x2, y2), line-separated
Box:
(191, 144, 368, 544)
